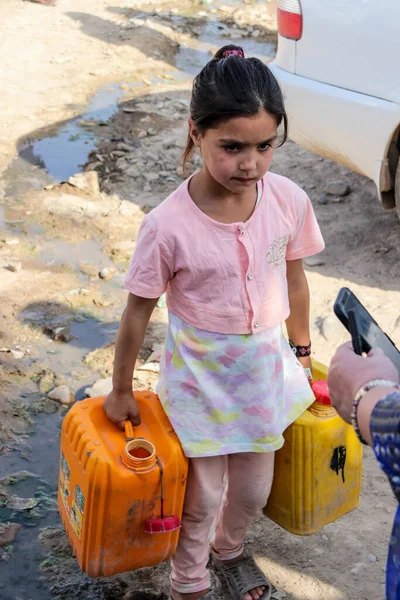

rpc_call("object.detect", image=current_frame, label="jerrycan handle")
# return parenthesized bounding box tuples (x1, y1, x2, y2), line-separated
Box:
(125, 420, 135, 441)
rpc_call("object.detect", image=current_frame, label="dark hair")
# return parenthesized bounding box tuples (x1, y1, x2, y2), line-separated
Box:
(183, 44, 288, 171)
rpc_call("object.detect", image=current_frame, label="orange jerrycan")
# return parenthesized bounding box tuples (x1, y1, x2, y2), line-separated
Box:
(58, 391, 188, 577)
(265, 359, 363, 535)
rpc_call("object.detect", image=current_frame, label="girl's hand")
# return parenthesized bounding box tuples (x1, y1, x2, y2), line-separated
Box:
(103, 390, 141, 430)
(328, 342, 399, 423)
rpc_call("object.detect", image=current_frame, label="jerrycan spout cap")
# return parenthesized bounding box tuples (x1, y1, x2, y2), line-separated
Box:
(122, 422, 156, 472)
(311, 380, 331, 406)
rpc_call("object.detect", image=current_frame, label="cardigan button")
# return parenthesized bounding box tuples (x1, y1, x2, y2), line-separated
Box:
(254, 321, 259, 328)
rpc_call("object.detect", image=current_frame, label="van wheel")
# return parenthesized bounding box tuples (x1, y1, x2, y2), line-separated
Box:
(395, 158, 400, 218)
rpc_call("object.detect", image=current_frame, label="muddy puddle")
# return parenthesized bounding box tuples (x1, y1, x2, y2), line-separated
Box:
(2, 1, 275, 196)
(0, 414, 62, 600)
(3, 86, 125, 198)
(0, 3, 277, 598)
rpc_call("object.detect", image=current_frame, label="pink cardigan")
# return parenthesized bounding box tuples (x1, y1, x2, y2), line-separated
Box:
(124, 172, 325, 335)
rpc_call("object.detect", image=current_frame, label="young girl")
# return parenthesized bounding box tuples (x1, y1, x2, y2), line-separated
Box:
(104, 45, 324, 600)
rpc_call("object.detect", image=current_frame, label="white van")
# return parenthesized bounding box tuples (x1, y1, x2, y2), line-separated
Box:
(269, 0, 400, 215)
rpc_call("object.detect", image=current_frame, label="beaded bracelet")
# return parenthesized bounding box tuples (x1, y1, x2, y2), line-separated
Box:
(352, 379, 400, 444)
(289, 340, 311, 358)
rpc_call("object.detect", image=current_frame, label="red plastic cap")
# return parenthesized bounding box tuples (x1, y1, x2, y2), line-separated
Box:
(311, 380, 331, 406)
(144, 516, 181, 534)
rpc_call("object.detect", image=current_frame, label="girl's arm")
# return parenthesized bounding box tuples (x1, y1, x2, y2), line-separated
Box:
(103, 293, 159, 429)
(285, 259, 312, 372)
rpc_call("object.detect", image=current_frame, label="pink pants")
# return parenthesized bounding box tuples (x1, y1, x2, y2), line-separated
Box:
(171, 452, 275, 594)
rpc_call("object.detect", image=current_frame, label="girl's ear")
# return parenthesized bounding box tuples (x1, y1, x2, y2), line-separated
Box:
(188, 118, 202, 148)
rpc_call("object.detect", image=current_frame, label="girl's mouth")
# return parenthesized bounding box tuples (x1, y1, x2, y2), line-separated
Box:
(232, 177, 255, 183)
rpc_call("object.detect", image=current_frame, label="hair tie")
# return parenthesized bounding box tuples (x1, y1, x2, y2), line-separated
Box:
(222, 49, 245, 59)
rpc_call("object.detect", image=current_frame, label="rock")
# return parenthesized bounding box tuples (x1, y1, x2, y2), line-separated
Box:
(3, 237, 19, 246)
(85, 377, 113, 398)
(136, 362, 160, 374)
(48, 385, 75, 405)
(304, 256, 326, 267)
(116, 158, 129, 171)
(326, 180, 351, 196)
(0, 524, 21, 547)
(39, 370, 55, 394)
(6, 262, 22, 273)
(143, 184, 152, 192)
(78, 261, 98, 277)
(124, 166, 139, 178)
(77, 119, 96, 128)
(144, 172, 159, 182)
(10, 349, 24, 359)
(332, 196, 348, 204)
(317, 194, 329, 205)
(119, 201, 140, 216)
(43, 323, 71, 343)
(368, 554, 377, 562)
(252, 29, 261, 38)
(374, 245, 391, 255)
(109, 240, 136, 261)
(99, 267, 114, 281)
(117, 142, 134, 152)
(44, 192, 120, 220)
(68, 171, 100, 196)
(147, 128, 157, 136)
(350, 562, 366, 576)
(53, 326, 71, 343)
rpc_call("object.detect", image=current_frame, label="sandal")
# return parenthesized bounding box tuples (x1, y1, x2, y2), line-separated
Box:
(214, 555, 272, 600)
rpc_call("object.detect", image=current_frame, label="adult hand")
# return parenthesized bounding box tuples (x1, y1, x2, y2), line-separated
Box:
(328, 342, 399, 423)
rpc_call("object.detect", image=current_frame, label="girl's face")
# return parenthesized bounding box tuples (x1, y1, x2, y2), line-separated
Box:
(189, 109, 278, 193)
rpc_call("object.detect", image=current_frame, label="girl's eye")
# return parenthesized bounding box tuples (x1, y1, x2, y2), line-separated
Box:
(223, 144, 241, 152)
(258, 142, 272, 151)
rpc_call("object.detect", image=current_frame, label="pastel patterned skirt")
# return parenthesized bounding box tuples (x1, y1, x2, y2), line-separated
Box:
(157, 312, 314, 458)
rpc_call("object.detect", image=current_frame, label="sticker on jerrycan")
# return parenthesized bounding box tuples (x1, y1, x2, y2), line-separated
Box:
(59, 451, 71, 510)
(70, 484, 85, 540)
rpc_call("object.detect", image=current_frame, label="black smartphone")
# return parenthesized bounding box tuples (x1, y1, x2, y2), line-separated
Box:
(334, 287, 400, 374)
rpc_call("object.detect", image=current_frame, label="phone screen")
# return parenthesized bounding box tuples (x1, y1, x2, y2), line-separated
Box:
(334, 288, 400, 374)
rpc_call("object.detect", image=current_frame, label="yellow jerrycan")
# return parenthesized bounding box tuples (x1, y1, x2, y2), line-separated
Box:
(58, 391, 188, 577)
(264, 359, 363, 535)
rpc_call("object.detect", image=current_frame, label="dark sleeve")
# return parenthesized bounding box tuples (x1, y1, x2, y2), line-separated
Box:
(370, 392, 400, 503)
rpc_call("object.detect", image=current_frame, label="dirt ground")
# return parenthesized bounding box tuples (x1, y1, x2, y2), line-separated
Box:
(1, 1, 400, 599)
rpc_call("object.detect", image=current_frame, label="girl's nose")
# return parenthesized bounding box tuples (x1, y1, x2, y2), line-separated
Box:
(238, 153, 257, 172)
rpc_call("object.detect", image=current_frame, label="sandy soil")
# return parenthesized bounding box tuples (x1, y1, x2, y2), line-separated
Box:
(1, 1, 400, 599)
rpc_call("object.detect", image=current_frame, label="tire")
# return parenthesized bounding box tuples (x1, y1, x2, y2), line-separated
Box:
(395, 158, 400, 219)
